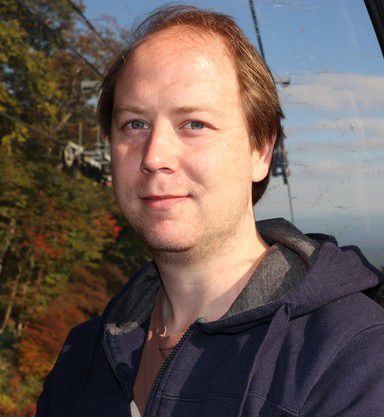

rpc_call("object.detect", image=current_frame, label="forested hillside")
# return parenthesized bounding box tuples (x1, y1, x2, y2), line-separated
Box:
(0, 1, 149, 415)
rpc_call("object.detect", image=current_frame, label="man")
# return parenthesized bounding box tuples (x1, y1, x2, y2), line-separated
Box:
(36, 5, 384, 417)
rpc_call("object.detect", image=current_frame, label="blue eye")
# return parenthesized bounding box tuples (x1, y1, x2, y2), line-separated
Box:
(126, 120, 150, 130)
(187, 121, 205, 130)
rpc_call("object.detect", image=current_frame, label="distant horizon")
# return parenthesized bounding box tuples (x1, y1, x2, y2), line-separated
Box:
(257, 197, 383, 269)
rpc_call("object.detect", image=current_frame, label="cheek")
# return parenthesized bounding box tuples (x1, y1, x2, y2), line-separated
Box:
(187, 142, 251, 188)
(111, 145, 139, 181)
(181, 151, 221, 192)
(111, 156, 142, 207)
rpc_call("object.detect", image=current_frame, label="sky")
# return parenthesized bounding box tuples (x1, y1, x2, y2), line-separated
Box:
(82, 0, 384, 268)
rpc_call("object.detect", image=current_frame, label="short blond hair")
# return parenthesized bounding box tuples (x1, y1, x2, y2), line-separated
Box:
(97, 5, 284, 205)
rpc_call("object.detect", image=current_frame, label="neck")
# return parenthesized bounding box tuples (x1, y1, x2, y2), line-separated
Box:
(153, 215, 269, 334)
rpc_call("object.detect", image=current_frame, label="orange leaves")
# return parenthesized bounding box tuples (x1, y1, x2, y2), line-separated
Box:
(31, 232, 62, 259)
(94, 213, 122, 239)
(25, 228, 64, 260)
(17, 262, 128, 383)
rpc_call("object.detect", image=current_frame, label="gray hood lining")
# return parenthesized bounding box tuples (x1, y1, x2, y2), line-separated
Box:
(105, 218, 321, 335)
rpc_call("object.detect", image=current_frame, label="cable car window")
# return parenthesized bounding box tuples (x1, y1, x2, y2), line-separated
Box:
(247, 0, 384, 271)
(83, 0, 384, 269)
(2, 2, 383, 411)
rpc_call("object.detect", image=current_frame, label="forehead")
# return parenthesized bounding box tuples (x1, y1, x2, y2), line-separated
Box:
(136, 26, 230, 60)
(115, 26, 239, 94)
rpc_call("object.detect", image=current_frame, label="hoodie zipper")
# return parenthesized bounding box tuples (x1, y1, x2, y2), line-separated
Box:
(143, 322, 197, 417)
(102, 336, 133, 417)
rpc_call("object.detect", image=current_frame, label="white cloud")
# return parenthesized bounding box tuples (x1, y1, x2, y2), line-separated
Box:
(289, 135, 384, 152)
(285, 116, 384, 151)
(280, 73, 384, 111)
(312, 116, 384, 136)
(292, 159, 383, 176)
(270, 0, 319, 10)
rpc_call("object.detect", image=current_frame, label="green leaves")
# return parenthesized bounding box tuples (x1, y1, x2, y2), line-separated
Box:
(0, 2, 147, 414)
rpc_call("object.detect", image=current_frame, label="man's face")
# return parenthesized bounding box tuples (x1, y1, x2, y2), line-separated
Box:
(110, 28, 266, 261)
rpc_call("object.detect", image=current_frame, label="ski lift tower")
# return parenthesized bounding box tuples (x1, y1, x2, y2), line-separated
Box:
(249, 0, 294, 225)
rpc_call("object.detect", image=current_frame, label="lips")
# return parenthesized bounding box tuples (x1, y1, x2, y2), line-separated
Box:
(142, 195, 186, 200)
(140, 194, 189, 209)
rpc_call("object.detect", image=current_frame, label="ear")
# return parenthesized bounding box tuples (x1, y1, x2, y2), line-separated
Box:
(251, 133, 277, 182)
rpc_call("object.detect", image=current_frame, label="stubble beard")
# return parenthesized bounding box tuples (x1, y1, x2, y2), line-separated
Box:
(123, 194, 251, 267)
(126, 211, 215, 266)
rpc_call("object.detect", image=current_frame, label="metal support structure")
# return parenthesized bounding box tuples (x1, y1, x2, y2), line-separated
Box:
(96, 125, 101, 147)
(249, 0, 266, 61)
(248, 0, 295, 225)
(78, 121, 83, 147)
(285, 171, 295, 227)
(365, 0, 384, 58)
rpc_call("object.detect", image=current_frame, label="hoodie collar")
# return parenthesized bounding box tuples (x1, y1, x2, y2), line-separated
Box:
(224, 218, 320, 317)
(257, 217, 320, 268)
(104, 218, 383, 336)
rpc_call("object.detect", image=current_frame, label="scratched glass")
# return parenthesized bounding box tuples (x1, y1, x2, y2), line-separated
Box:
(86, 0, 384, 269)
(247, 0, 384, 270)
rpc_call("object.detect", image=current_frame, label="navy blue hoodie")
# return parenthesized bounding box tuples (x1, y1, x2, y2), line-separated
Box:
(36, 218, 384, 416)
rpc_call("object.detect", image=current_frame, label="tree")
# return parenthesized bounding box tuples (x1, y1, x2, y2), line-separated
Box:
(0, 0, 119, 153)
(0, 0, 120, 335)
(0, 2, 152, 414)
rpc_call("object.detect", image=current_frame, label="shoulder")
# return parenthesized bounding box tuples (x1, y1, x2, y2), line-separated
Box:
(315, 291, 384, 368)
(44, 315, 104, 393)
(297, 296, 384, 416)
(36, 315, 105, 416)
(274, 292, 384, 414)
(64, 315, 103, 345)
(311, 291, 384, 341)
(59, 315, 104, 360)
(289, 291, 384, 364)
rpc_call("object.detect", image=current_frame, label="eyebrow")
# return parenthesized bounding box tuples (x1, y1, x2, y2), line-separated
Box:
(112, 105, 218, 117)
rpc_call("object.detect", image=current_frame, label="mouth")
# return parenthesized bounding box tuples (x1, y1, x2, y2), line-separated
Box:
(142, 195, 187, 200)
(140, 194, 190, 209)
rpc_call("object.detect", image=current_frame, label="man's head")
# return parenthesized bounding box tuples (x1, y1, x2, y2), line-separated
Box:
(97, 5, 284, 206)
(97, 5, 284, 261)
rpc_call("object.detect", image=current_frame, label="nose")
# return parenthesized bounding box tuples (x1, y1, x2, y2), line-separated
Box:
(140, 124, 179, 175)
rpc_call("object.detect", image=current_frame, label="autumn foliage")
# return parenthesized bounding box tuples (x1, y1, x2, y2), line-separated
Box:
(18, 263, 127, 379)
(0, 1, 150, 415)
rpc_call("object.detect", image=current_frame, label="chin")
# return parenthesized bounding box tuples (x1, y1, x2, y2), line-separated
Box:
(146, 240, 193, 254)
(143, 232, 203, 266)
(128, 216, 195, 250)
(144, 228, 195, 252)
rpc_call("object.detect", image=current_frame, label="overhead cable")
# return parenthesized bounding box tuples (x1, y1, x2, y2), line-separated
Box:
(0, 110, 65, 145)
(64, 0, 116, 54)
(248, 0, 295, 225)
(15, 0, 103, 76)
(248, 0, 266, 61)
